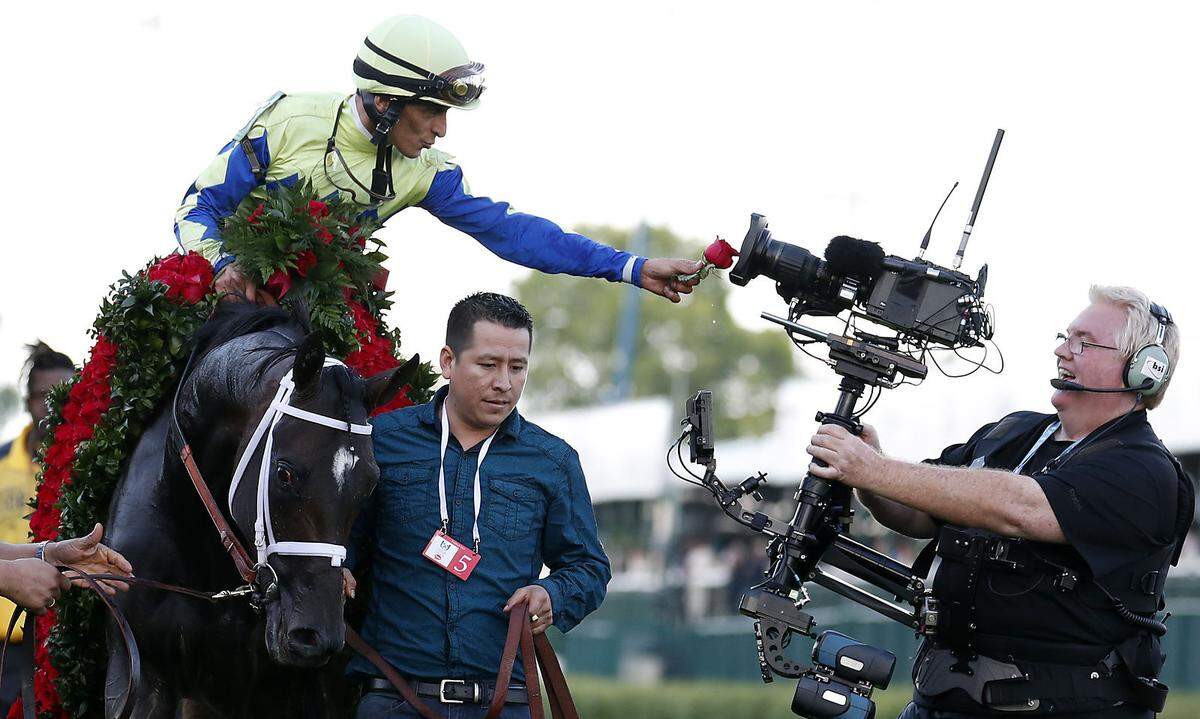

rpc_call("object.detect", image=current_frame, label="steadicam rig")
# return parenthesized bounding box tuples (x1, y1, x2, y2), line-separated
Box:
(668, 131, 1006, 718)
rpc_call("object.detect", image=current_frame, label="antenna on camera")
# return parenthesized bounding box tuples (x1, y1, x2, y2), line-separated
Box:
(918, 181, 958, 261)
(953, 128, 1005, 270)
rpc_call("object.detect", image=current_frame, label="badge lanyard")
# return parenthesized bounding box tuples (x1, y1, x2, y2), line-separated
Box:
(437, 402, 497, 553)
(1013, 420, 1086, 474)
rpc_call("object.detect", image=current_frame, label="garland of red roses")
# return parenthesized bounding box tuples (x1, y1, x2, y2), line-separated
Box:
(20, 240, 432, 716)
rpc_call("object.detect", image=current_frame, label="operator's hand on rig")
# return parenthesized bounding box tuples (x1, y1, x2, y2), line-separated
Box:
(858, 423, 882, 453)
(806, 424, 883, 488)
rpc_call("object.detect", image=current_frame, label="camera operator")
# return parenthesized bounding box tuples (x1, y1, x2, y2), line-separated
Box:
(805, 286, 1190, 718)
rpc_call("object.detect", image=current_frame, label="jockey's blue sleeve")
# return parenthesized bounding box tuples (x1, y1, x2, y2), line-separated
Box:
(417, 167, 646, 286)
(175, 133, 272, 275)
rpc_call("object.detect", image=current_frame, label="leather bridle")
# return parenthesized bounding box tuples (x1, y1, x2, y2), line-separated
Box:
(171, 350, 368, 605)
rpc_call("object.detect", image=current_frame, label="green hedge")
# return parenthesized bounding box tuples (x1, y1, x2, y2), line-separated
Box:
(563, 678, 1200, 718)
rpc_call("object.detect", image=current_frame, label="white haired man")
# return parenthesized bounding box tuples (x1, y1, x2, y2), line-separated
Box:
(806, 286, 1190, 718)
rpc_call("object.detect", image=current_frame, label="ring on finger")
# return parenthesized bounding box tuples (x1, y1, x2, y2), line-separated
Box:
(530, 613, 540, 623)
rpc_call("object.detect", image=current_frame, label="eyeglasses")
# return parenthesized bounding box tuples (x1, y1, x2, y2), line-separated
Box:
(1056, 332, 1119, 355)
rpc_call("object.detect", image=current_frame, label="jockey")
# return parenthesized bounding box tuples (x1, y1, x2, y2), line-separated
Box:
(175, 15, 702, 303)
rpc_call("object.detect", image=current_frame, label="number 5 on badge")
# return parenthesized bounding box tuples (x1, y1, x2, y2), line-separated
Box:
(423, 531, 480, 580)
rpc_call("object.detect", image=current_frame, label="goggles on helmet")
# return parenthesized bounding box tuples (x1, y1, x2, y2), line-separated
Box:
(356, 37, 486, 108)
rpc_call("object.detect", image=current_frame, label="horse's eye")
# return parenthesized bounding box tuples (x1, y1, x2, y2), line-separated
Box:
(276, 463, 296, 488)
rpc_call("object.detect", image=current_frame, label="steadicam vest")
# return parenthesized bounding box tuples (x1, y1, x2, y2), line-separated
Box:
(915, 411, 1193, 712)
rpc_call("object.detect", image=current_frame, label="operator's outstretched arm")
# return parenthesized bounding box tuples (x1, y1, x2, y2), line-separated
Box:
(418, 167, 702, 301)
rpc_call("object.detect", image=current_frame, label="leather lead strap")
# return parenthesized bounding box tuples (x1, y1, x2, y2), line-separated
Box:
(1, 570, 142, 719)
(180, 444, 258, 584)
(486, 608, 528, 719)
(535, 632, 578, 719)
(344, 627, 441, 719)
(347, 598, 577, 719)
(19, 613, 33, 719)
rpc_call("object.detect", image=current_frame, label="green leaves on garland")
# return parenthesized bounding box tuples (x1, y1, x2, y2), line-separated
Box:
(27, 254, 215, 719)
(222, 181, 390, 356)
(26, 183, 435, 718)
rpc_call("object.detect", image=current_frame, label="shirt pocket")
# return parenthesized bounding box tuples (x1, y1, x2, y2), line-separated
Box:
(380, 460, 436, 527)
(484, 476, 547, 541)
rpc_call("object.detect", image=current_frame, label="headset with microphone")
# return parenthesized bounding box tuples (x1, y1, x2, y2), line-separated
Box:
(1050, 302, 1173, 397)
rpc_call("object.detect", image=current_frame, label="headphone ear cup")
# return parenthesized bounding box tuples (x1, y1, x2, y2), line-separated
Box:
(1125, 344, 1171, 396)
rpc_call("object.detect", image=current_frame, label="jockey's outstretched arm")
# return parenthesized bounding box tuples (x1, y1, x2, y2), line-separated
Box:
(415, 166, 646, 286)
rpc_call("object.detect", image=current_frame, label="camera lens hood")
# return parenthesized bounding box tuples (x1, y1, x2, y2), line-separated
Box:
(729, 213, 771, 286)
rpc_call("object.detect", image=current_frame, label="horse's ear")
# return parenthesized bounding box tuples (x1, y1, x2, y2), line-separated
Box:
(292, 332, 326, 394)
(365, 354, 422, 412)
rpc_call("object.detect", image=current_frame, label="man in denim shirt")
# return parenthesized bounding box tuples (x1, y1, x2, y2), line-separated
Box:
(344, 292, 610, 718)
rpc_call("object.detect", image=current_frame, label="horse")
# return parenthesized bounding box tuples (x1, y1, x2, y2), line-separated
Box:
(102, 303, 418, 718)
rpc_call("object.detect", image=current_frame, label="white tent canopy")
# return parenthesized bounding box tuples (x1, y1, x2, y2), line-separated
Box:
(526, 368, 1199, 503)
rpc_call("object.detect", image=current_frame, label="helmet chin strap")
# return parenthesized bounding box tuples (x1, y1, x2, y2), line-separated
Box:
(358, 90, 404, 198)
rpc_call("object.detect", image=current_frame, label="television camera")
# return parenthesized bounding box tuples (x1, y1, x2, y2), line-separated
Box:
(670, 131, 1005, 718)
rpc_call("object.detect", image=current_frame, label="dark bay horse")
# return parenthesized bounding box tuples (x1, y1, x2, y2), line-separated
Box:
(102, 305, 416, 718)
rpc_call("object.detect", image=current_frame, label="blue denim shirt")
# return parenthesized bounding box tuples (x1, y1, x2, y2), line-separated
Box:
(346, 386, 610, 682)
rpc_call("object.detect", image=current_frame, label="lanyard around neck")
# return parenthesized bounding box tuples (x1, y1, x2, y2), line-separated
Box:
(1013, 420, 1084, 474)
(437, 400, 498, 551)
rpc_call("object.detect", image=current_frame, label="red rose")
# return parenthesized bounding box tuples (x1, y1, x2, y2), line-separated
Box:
(147, 253, 214, 304)
(293, 250, 318, 278)
(180, 281, 209, 305)
(307, 200, 330, 219)
(265, 269, 292, 299)
(315, 227, 334, 244)
(247, 203, 265, 225)
(703, 237, 739, 269)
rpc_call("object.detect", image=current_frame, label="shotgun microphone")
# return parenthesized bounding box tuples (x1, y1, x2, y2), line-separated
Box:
(1050, 378, 1154, 393)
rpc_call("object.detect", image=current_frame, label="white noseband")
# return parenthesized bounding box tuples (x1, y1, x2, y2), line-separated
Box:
(227, 358, 372, 567)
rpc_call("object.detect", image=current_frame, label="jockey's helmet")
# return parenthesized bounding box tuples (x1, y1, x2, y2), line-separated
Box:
(353, 15, 485, 110)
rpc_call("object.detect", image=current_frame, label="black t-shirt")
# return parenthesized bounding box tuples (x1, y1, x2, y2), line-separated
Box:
(918, 411, 1181, 717)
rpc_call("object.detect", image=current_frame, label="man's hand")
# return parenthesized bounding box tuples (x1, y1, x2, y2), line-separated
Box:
(806, 424, 884, 488)
(639, 258, 704, 303)
(503, 584, 553, 635)
(342, 568, 357, 600)
(859, 424, 882, 453)
(1, 558, 70, 614)
(214, 263, 277, 306)
(48, 523, 133, 595)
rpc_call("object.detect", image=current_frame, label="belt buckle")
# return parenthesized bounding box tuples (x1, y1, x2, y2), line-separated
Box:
(439, 679, 475, 704)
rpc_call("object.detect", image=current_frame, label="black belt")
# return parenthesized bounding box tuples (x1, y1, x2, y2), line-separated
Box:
(365, 677, 530, 705)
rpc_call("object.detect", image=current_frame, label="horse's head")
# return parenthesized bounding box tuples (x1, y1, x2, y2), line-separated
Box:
(223, 331, 418, 667)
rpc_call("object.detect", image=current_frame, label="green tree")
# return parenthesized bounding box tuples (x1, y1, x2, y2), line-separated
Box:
(514, 225, 795, 437)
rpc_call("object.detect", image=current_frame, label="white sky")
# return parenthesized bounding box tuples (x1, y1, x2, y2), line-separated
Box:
(2, 1, 1198, 438)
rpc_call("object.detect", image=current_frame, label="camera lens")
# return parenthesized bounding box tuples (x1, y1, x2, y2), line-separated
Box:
(730, 213, 825, 292)
(729, 213, 854, 312)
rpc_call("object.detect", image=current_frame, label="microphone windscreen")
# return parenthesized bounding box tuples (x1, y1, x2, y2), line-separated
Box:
(1050, 378, 1081, 391)
(825, 236, 885, 281)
